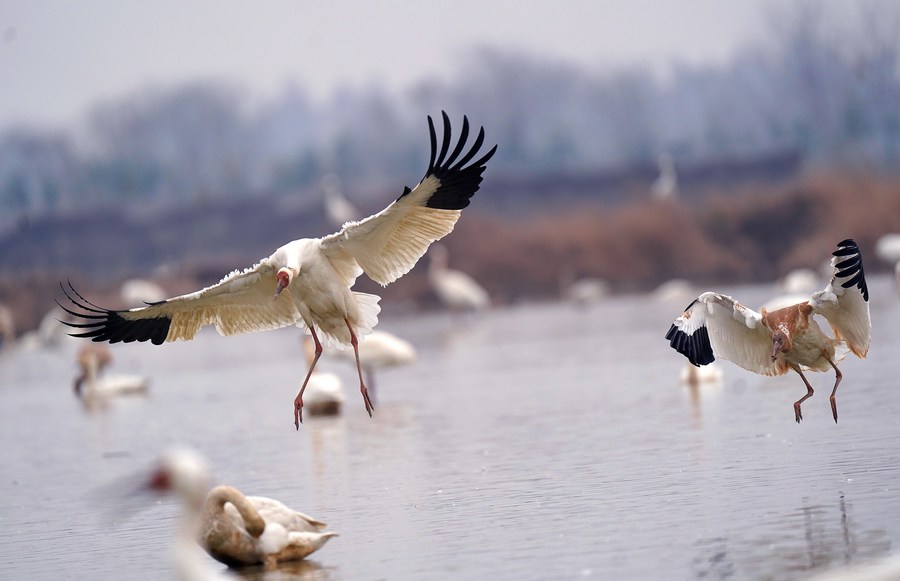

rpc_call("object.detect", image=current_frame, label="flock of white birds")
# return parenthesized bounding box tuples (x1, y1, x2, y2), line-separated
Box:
(1, 114, 899, 579)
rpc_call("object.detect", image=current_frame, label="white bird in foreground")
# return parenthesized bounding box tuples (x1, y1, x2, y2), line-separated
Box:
(666, 239, 871, 423)
(74, 343, 149, 407)
(58, 112, 496, 428)
(145, 449, 336, 569)
(331, 329, 416, 399)
(428, 243, 490, 312)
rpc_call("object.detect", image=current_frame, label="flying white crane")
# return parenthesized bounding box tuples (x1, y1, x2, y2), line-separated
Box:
(59, 112, 496, 427)
(666, 239, 870, 423)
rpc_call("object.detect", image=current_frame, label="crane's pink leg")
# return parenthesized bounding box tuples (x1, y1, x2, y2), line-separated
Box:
(345, 318, 374, 418)
(294, 328, 323, 429)
(791, 364, 815, 423)
(825, 355, 843, 423)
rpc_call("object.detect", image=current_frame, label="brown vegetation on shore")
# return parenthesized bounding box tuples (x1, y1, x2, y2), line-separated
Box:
(3, 170, 899, 337)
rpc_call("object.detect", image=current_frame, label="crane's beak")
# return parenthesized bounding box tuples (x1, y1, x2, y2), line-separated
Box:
(274, 270, 290, 300)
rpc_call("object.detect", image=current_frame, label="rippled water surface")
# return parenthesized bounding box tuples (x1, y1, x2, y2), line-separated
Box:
(2, 278, 900, 580)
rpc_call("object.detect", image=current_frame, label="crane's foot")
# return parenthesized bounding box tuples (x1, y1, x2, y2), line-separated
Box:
(830, 395, 838, 423)
(794, 402, 803, 423)
(294, 397, 304, 429)
(361, 386, 374, 418)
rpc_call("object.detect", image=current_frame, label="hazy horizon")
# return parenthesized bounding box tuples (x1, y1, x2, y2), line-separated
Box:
(0, 0, 772, 131)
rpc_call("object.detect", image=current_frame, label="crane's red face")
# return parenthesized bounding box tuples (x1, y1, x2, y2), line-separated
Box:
(274, 267, 293, 300)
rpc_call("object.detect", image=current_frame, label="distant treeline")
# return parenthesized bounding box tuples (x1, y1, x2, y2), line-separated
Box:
(2, 2, 900, 227)
(3, 169, 900, 339)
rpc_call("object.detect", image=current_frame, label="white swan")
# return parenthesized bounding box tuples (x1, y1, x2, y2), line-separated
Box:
(74, 344, 149, 408)
(147, 449, 337, 569)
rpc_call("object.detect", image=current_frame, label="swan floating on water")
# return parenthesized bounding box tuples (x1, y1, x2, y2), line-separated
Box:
(146, 449, 337, 569)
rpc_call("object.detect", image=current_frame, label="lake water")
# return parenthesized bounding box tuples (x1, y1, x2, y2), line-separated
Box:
(2, 277, 900, 580)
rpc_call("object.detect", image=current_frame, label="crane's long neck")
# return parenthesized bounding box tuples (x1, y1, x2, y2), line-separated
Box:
(204, 485, 265, 538)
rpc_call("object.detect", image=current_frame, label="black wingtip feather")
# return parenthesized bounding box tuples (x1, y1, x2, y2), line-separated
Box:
(57, 281, 172, 345)
(398, 112, 497, 211)
(832, 239, 869, 302)
(666, 323, 715, 367)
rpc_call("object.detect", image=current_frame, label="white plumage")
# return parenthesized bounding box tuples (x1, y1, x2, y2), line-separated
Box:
(301, 336, 345, 417)
(651, 153, 679, 200)
(146, 449, 336, 570)
(331, 329, 416, 398)
(59, 112, 496, 427)
(680, 362, 724, 386)
(778, 267, 821, 295)
(666, 239, 871, 423)
(120, 278, 168, 308)
(564, 278, 609, 306)
(428, 244, 490, 312)
(74, 343, 149, 409)
(321, 173, 360, 229)
(875, 233, 900, 263)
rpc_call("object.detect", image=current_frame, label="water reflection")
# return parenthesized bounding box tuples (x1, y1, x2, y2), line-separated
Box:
(3, 278, 900, 580)
(692, 493, 891, 580)
(234, 558, 336, 581)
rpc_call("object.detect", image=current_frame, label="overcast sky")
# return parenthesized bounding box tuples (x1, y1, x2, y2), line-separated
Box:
(0, 0, 772, 131)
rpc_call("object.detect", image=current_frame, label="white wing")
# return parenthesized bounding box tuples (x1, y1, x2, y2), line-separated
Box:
(810, 238, 871, 358)
(666, 291, 785, 376)
(247, 496, 327, 533)
(320, 112, 496, 287)
(59, 259, 303, 345)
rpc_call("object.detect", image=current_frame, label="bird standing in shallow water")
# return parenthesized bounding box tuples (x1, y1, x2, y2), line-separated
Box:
(330, 329, 416, 402)
(58, 112, 496, 428)
(666, 239, 871, 423)
(74, 343, 149, 409)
